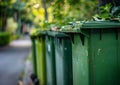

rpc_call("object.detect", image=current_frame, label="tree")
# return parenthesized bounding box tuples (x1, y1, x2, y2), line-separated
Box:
(13, 0, 25, 34)
(0, 0, 25, 32)
(50, 0, 97, 27)
(42, 0, 48, 21)
(0, 0, 13, 31)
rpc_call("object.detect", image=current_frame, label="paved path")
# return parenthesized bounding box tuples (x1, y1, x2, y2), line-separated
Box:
(0, 36, 31, 85)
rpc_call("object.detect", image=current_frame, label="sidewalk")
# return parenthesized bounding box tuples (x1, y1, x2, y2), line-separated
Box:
(0, 36, 31, 85)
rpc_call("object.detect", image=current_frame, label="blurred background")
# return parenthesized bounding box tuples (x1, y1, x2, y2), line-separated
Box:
(0, 0, 98, 35)
(0, 0, 119, 85)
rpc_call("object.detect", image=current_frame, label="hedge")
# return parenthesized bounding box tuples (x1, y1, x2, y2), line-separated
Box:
(0, 32, 11, 47)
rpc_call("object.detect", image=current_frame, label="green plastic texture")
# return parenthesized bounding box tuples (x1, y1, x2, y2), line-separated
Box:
(72, 34, 89, 85)
(58, 26, 120, 85)
(118, 29, 120, 85)
(88, 29, 119, 85)
(82, 21, 120, 29)
(55, 32, 89, 85)
(31, 38, 37, 75)
(47, 31, 69, 38)
(55, 35, 73, 85)
(45, 34, 56, 85)
(60, 21, 120, 33)
(35, 36, 46, 85)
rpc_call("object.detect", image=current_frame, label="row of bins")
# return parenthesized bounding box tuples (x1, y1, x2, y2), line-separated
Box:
(30, 21, 120, 85)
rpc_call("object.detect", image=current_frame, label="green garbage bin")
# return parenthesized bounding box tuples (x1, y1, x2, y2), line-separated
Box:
(55, 21, 120, 85)
(35, 31, 46, 85)
(80, 21, 120, 85)
(45, 31, 57, 85)
(30, 34, 37, 76)
(55, 32, 73, 85)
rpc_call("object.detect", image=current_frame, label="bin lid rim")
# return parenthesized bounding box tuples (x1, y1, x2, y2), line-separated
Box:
(46, 31, 70, 38)
(81, 21, 120, 29)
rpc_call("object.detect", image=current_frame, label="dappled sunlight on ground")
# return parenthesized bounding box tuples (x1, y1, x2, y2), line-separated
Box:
(10, 35, 31, 47)
(10, 39, 31, 47)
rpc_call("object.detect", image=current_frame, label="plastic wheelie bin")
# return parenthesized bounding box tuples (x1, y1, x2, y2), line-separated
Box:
(45, 31, 57, 85)
(45, 31, 73, 85)
(80, 21, 120, 85)
(30, 34, 37, 76)
(55, 21, 120, 85)
(35, 31, 46, 85)
(55, 32, 73, 85)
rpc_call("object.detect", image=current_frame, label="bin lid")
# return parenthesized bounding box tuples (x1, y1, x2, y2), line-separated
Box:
(37, 31, 46, 36)
(60, 21, 120, 32)
(81, 21, 120, 29)
(30, 31, 46, 39)
(47, 31, 69, 38)
(59, 21, 120, 37)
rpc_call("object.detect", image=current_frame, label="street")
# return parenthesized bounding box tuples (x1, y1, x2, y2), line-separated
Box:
(0, 36, 31, 85)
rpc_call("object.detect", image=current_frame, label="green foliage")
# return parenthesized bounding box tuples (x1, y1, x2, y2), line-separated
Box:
(9, 0, 98, 30)
(93, 4, 120, 21)
(100, 3, 112, 19)
(54, 0, 64, 3)
(111, 6, 120, 18)
(13, 1, 25, 11)
(21, 9, 34, 24)
(10, 34, 21, 40)
(0, 0, 16, 17)
(0, 0, 98, 31)
(51, 0, 97, 27)
(67, 0, 80, 5)
(0, 18, 2, 30)
(0, 32, 11, 46)
(6, 18, 18, 34)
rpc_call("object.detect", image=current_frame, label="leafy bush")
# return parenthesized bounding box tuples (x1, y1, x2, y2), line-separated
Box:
(6, 18, 18, 34)
(51, 0, 98, 27)
(10, 34, 21, 40)
(0, 32, 11, 46)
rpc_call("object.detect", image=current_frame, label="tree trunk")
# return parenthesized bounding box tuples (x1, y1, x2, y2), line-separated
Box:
(2, 15, 7, 32)
(16, 11, 21, 34)
(42, 0, 48, 21)
(1, 2, 7, 32)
